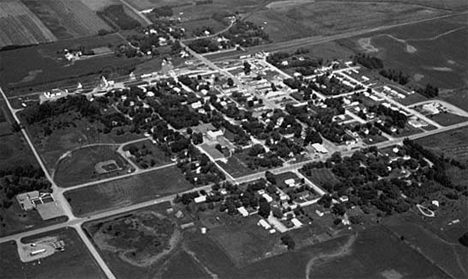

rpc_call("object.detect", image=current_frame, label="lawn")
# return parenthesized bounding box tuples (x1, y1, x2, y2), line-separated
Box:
(65, 166, 193, 217)
(83, 203, 178, 279)
(0, 227, 105, 279)
(122, 139, 173, 169)
(54, 145, 131, 188)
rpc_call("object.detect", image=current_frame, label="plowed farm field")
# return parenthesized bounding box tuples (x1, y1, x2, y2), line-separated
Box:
(21, 0, 112, 40)
(0, 0, 56, 49)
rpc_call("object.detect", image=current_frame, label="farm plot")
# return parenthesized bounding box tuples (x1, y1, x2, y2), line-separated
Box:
(416, 126, 468, 164)
(21, 0, 112, 40)
(65, 166, 193, 217)
(0, 0, 56, 49)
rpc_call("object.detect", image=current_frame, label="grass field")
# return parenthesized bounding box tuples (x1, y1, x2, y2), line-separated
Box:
(346, 14, 468, 89)
(217, 153, 259, 178)
(0, 227, 105, 279)
(21, 0, 112, 40)
(416, 126, 468, 164)
(301, 168, 340, 187)
(83, 204, 178, 279)
(0, 200, 67, 237)
(160, 250, 210, 279)
(314, 0, 468, 10)
(65, 166, 192, 217)
(54, 145, 131, 188)
(429, 112, 468, 126)
(0, 33, 140, 96)
(438, 89, 468, 112)
(206, 214, 280, 267)
(0, 0, 57, 49)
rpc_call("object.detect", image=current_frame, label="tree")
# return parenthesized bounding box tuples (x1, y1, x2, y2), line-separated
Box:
(258, 198, 271, 218)
(281, 234, 295, 250)
(227, 78, 234, 87)
(265, 171, 277, 185)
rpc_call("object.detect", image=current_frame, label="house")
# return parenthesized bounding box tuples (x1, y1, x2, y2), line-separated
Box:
(238, 206, 249, 217)
(262, 193, 273, 203)
(16, 191, 40, 211)
(284, 178, 296, 187)
(191, 101, 203, 110)
(258, 219, 272, 230)
(311, 143, 328, 154)
(194, 196, 207, 203)
(339, 196, 349, 202)
(291, 218, 303, 228)
(207, 130, 224, 141)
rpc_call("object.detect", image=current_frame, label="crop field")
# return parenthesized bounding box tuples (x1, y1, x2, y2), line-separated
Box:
(0, 228, 105, 279)
(416, 127, 468, 164)
(65, 166, 192, 217)
(345, 14, 468, 89)
(83, 204, 178, 279)
(54, 145, 131, 188)
(0, 0, 57, 49)
(314, 0, 468, 11)
(0, 33, 141, 96)
(21, 0, 112, 40)
(248, 1, 442, 42)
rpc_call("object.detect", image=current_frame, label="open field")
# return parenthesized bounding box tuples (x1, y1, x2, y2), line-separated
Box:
(416, 126, 468, 164)
(344, 14, 468, 89)
(439, 89, 468, 112)
(160, 250, 210, 279)
(0, 199, 67, 237)
(0, 227, 105, 279)
(384, 212, 468, 279)
(0, 0, 57, 49)
(0, 33, 141, 96)
(65, 166, 193, 217)
(249, 1, 445, 42)
(217, 154, 258, 178)
(205, 213, 281, 268)
(301, 168, 340, 188)
(23, 112, 142, 174)
(54, 145, 131, 188)
(83, 203, 178, 279)
(21, 0, 112, 40)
